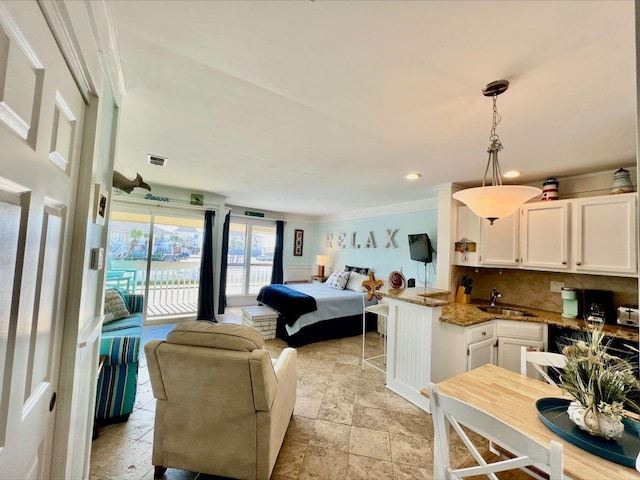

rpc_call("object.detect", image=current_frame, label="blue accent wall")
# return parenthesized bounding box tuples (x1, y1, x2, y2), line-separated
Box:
(312, 207, 438, 287)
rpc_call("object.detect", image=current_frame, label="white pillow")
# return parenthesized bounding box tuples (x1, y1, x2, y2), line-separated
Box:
(104, 288, 130, 323)
(327, 271, 350, 290)
(325, 270, 340, 285)
(346, 272, 368, 292)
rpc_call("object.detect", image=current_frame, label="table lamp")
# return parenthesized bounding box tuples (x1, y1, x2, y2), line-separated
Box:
(316, 255, 328, 277)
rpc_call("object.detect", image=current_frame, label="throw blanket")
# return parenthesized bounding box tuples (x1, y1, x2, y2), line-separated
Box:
(257, 285, 317, 326)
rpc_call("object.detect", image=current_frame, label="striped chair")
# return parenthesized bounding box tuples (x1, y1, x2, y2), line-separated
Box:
(95, 293, 144, 422)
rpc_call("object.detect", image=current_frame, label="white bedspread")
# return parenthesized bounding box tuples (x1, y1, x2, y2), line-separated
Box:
(284, 283, 375, 336)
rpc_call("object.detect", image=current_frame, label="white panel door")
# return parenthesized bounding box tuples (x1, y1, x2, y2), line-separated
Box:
(0, 2, 85, 479)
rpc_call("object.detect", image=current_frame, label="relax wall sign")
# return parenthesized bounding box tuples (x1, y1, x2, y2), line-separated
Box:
(325, 229, 398, 249)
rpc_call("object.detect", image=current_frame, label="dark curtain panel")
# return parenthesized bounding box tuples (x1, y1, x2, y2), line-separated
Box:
(197, 210, 216, 321)
(217, 211, 231, 315)
(270, 220, 284, 284)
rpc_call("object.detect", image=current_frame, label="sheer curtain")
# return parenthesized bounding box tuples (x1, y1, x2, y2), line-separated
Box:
(270, 220, 284, 284)
(197, 210, 216, 321)
(217, 211, 230, 315)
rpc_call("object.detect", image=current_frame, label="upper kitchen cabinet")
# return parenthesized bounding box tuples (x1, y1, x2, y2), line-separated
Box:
(573, 193, 637, 276)
(454, 206, 519, 267)
(454, 192, 638, 277)
(454, 205, 481, 266)
(480, 211, 520, 267)
(520, 201, 570, 271)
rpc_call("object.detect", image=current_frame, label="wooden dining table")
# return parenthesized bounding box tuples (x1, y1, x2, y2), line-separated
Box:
(422, 363, 640, 479)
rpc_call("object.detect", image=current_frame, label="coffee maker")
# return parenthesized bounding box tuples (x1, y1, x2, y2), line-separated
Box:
(561, 288, 579, 319)
(582, 289, 615, 324)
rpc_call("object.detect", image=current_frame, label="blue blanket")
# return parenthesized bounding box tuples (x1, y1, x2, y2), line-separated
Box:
(257, 284, 317, 326)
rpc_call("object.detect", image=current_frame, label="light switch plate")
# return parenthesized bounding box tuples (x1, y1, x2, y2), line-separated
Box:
(91, 247, 104, 270)
(550, 281, 564, 292)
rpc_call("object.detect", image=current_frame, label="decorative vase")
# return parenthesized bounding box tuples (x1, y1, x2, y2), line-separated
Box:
(567, 401, 624, 439)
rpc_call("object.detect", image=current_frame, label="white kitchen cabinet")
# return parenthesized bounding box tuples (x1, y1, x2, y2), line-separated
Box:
(573, 193, 637, 275)
(479, 211, 520, 267)
(454, 205, 481, 266)
(433, 320, 495, 381)
(495, 320, 547, 377)
(464, 321, 497, 371)
(520, 201, 570, 270)
(496, 337, 544, 374)
(454, 192, 638, 276)
(467, 337, 497, 371)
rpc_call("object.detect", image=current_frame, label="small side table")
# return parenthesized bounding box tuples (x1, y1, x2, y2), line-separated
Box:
(311, 275, 328, 283)
(241, 305, 279, 339)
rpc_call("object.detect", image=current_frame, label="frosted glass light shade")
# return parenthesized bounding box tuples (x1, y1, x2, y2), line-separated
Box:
(315, 255, 328, 266)
(453, 185, 541, 223)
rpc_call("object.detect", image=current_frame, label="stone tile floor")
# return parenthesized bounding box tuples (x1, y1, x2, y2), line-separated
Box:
(90, 310, 474, 480)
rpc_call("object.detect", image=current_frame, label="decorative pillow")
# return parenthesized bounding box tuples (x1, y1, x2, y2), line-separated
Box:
(346, 272, 369, 292)
(344, 265, 369, 275)
(325, 270, 341, 285)
(104, 288, 131, 324)
(327, 271, 351, 290)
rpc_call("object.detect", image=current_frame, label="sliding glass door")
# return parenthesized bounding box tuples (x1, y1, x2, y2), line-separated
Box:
(226, 220, 276, 296)
(107, 209, 205, 322)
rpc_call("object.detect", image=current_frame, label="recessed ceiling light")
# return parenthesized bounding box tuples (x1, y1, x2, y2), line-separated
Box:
(503, 170, 521, 179)
(404, 172, 422, 180)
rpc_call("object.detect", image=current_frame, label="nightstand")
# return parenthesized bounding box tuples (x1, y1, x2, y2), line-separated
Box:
(311, 275, 328, 283)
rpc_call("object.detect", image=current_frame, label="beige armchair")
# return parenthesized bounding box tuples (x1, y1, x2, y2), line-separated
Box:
(144, 321, 297, 480)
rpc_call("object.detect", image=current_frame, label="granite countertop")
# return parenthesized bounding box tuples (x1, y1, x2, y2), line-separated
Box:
(441, 302, 639, 342)
(378, 286, 450, 307)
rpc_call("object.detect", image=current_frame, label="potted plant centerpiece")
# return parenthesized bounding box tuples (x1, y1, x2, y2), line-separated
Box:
(559, 324, 639, 439)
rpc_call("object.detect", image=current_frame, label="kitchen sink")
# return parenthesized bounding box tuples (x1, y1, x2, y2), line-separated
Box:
(477, 306, 536, 317)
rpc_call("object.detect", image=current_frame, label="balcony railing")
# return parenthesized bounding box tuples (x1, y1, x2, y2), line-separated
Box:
(107, 260, 273, 319)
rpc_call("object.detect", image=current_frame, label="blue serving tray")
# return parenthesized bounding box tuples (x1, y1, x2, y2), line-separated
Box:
(536, 397, 640, 468)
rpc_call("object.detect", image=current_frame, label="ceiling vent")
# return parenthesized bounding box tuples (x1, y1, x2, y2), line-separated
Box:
(147, 154, 167, 167)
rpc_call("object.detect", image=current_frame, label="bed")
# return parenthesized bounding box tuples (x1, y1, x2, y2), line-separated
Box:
(256, 281, 378, 347)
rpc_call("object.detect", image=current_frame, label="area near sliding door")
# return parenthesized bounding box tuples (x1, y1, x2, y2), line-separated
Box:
(107, 206, 207, 322)
(227, 219, 276, 298)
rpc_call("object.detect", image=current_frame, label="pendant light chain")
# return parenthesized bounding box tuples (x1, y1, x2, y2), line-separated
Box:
(490, 94, 501, 144)
(452, 79, 542, 225)
(485, 93, 503, 187)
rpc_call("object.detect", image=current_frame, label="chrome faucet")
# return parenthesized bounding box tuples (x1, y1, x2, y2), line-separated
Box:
(490, 288, 502, 307)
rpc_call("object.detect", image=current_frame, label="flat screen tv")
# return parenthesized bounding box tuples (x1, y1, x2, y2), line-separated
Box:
(408, 233, 433, 264)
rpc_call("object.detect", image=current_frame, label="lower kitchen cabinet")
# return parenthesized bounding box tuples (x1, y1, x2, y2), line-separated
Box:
(495, 320, 547, 377)
(467, 337, 497, 371)
(434, 319, 547, 382)
(496, 337, 544, 374)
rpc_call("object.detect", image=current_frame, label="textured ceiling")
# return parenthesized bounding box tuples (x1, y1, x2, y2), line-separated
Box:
(111, 0, 636, 216)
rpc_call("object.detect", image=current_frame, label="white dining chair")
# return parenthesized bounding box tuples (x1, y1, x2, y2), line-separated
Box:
(429, 382, 565, 480)
(520, 346, 567, 386)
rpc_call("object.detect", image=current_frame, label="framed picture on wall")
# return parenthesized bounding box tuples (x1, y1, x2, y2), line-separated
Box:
(293, 229, 304, 256)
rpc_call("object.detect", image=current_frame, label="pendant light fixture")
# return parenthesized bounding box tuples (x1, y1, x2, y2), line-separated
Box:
(453, 80, 541, 224)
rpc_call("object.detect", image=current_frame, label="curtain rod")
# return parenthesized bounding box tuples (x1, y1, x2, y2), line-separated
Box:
(229, 212, 283, 223)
